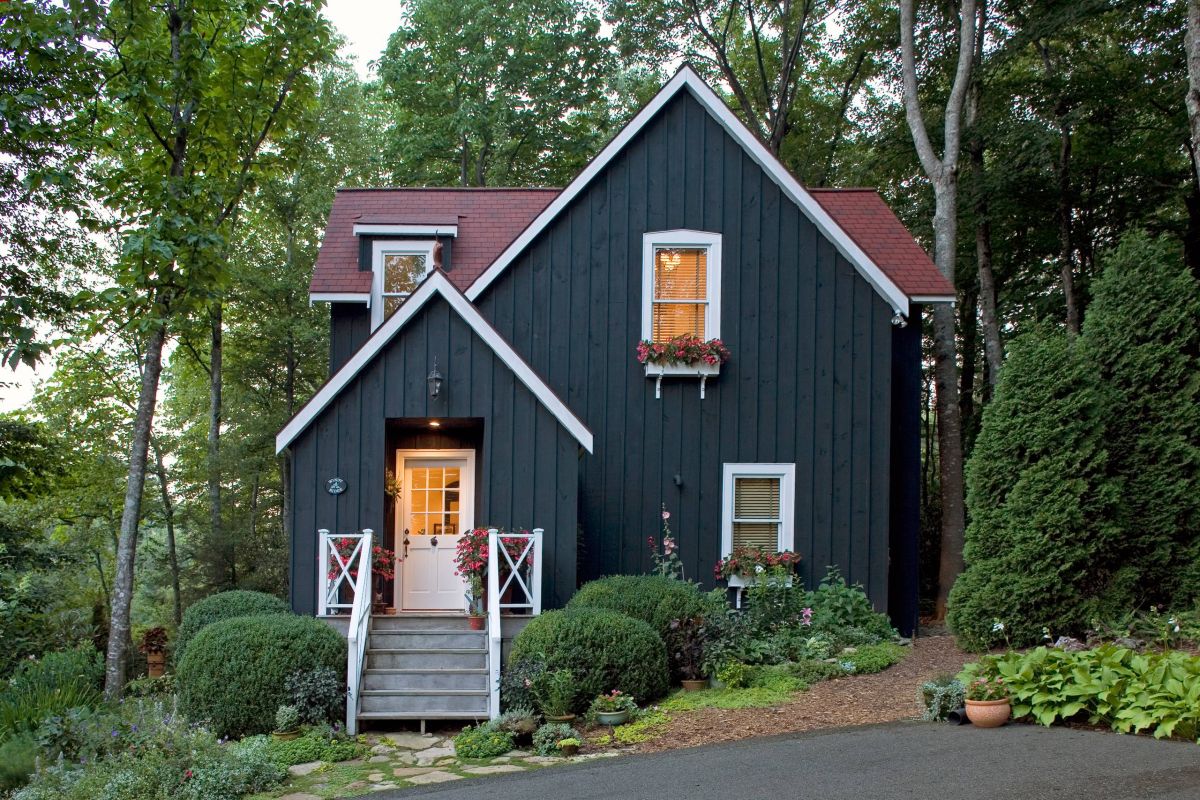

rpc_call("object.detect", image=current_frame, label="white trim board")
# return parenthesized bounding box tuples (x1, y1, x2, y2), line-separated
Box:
(276, 271, 594, 454)
(719, 462, 797, 557)
(354, 223, 458, 237)
(466, 65, 942, 313)
(310, 292, 370, 306)
(371, 240, 437, 330)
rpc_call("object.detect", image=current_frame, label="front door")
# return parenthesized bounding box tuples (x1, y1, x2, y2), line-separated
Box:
(397, 451, 474, 610)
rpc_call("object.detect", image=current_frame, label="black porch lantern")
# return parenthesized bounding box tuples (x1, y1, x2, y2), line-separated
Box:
(427, 357, 444, 399)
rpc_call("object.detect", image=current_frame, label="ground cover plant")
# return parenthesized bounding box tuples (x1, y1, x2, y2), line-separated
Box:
(454, 722, 514, 759)
(960, 644, 1200, 741)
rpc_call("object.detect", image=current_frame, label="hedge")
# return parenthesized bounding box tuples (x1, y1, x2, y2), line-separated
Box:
(509, 606, 668, 711)
(567, 575, 711, 640)
(177, 614, 345, 738)
(175, 590, 289, 664)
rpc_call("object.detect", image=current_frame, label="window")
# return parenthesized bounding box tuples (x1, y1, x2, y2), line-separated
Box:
(720, 463, 796, 558)
(641, 230, 721, 344)
(371, 240, 436, 328)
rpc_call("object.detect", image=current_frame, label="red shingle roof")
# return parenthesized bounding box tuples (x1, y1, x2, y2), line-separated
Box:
(808, 188, 953, 298)
(309, 186, 952, 300)
(309, 188, 559, 294)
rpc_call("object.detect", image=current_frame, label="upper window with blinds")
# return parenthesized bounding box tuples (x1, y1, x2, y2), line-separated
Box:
(641, 230, 721, 344)
(721, 463, 796, 557)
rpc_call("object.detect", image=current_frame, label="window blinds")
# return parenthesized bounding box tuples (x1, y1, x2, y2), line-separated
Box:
(652, 247, 707, 341)
(732, 476, 782, 550)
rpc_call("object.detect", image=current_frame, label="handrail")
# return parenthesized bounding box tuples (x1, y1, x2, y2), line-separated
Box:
(487, 528, 543, 718)
(344, 529, 373, 735)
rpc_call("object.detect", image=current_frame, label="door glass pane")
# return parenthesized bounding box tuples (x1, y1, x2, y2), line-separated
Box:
(406, 464, 464, 537)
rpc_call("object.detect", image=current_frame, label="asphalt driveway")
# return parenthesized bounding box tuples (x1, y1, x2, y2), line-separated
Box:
(362, 721, 1200, 800)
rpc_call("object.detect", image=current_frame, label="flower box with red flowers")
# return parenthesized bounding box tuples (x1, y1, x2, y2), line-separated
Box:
(714, 546, 801, 588)
(637, 336, 729, 397)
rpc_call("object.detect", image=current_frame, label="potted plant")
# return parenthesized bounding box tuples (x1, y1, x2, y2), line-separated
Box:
(964, 676, 1010, 728)
(666, 615, 708, 690)
(589, 690, 637, 726)
(138, 627, 169, 678)
(533, 668, 576, 722)
(557, 737, 581, 756)
(466, 574, 486, 630)
(328, 538, 397, 613)
(274, 704, 302, 740)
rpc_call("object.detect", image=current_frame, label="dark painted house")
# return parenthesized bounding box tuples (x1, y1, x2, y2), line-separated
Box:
(276, 67, 953, 637)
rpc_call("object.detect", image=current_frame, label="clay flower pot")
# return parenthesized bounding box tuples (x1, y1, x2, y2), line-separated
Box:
(680, 679, 707, 692)
(545, 713, 576, 723)
(965, 698, 1011, 728)
(468, 614, 486, 630)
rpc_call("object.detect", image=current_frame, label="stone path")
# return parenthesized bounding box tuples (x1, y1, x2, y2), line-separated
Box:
(262, 729, 620, 800)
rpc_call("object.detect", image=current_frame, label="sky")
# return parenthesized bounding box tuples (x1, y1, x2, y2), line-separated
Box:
(0, 3, 395, 413)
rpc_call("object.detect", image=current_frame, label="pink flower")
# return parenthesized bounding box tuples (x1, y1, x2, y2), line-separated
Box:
(662, 510, 670, 520)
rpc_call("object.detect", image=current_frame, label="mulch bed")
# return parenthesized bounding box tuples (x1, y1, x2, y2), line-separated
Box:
(638, 635, 972, 753)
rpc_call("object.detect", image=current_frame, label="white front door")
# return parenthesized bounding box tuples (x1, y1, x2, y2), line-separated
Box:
(397, 451, 474, 610)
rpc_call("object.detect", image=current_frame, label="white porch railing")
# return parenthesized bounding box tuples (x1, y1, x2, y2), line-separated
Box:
(319, 529, 373, 735)
(487, 527, 543, 719)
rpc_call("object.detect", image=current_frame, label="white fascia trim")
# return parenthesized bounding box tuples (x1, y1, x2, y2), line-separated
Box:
(310, 292, 371, 306)
(466, 66, 911, 315)
(640, 230, 722, 342)
(354, 224, 458, 237)
(909, 294, 956, 304)
(276, 271, 594, 454)
(719, 463, 797, 556)
(371, 240, 437, 330)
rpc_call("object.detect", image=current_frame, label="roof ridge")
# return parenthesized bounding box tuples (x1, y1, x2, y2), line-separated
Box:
(807, 187, 879, 193)
(335, 186, 563, 193)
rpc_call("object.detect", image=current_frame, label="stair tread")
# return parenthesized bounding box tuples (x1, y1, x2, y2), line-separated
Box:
(372, 630, 484, 635)
(368, 647, 485, 654)
(362, 687, 487, 694)
(365, 668, 487, 674)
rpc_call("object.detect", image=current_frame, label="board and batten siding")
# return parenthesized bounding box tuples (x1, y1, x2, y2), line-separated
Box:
(289, 294, 579, 614)
(474, 90, 895, 608)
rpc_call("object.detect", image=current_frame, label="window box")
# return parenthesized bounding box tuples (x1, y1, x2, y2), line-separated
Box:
(643, 360, 720, 399)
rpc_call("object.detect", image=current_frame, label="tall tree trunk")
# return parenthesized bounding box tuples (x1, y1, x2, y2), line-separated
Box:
(208, 303, 226, 584)
(1056, 122, 1078, 334)
(1185, 0, 1200, 189)
(104, 321, 167, 699)
(152, 441, 182, 627)
(959, 284, 978, 434)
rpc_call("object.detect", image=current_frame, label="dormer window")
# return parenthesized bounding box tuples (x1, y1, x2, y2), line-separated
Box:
(371, 240, 435, 328)
(641, 230, 721, 343)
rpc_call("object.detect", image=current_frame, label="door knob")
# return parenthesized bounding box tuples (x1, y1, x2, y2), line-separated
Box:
(430, 536, 439, 548)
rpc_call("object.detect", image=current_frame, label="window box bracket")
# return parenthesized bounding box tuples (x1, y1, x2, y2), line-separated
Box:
(644, 361, 720, 399)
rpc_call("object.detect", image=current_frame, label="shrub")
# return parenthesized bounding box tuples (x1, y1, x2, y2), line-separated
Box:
(784, 659, 843, 685)
(841, 643, 906, 675)
(263, 727, 363, 766)
(949, 326, 1127, 650)
(532, 722, 574, 756)
(0, 733, 38, 791)
(174, 590, 288, 663)
(530, 669, 575, 717)
(494, 707, 538, 741)
(920, 676, 965, 722)
(715, 661, 750, 689)
(807, 569, 895, 644)
(274, 705, 300, 733)
(0, 648, 103, 742)
(453, 723, 513, 759)
(177, 614, 344, 738)
(498, 657, 546, 712)
(961, 645, 1200, 740)
(567, 575, 711, 642)
(285, 667, 345, 725)
(509, 607, 668, 710)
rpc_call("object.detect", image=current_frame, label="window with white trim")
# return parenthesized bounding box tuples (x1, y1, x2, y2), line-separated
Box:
(371, 240, 436, 329)
(641, 230, 721, 343)
(720, 463, 796, 557)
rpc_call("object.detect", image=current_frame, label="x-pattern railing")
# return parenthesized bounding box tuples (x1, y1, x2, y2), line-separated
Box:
(320, 529, 367, 615)
(487, 528, 543, 718)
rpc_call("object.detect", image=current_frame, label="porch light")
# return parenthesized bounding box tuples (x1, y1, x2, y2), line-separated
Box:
(427, 357, 444, 399)
(429, 420, 441, 428)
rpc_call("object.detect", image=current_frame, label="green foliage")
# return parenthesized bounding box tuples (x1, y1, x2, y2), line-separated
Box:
(176, 614, 344, 738)
(531, 669, 575, 717)
(920, 677, 965, 722)
(510, 607, 669, 710)
(611, 710, 668, 744)
(284, 667, 345, 726)
(841, 643, 906, 675)
(807, 569, 896, 643)
(1081, 233, 1200, 604)
(0, 733, 39, 791)
(263, 728, 364, 766)
(568, 575, 713, 644)
(453, 723, 514, 759)
(532, 722, 575, 756)
(782, 659, 844, 685)
(961, 646, 1200, 742)
(174, 590, 289, 664)
(274, 705, 300, 733)
(0, 648, 103, 742)
(950, 325, 1126, 649)
(716, 661, 750, 689)
(498, 658, 546, 713)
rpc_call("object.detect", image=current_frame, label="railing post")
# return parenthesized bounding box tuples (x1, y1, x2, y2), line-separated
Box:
(346, 529, 373, 736)
(487, 528, 501, 719)
(318, 529, 330, 615)
(531, 528, 544, 616)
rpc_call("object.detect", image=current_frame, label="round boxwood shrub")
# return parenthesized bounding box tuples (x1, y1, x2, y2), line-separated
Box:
(177, 614, 345, 738)
(567, 575, 710, 642)
(175, 590, 289, 664)
(509, 606, 667, 711)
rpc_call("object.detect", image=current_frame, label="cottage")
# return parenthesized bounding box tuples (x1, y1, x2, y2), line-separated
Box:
(275, 66, 953, 728)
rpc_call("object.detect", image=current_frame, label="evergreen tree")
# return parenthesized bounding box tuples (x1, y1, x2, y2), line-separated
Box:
(948, 324, 1127, 649)
(1081, 233, 1200, 604)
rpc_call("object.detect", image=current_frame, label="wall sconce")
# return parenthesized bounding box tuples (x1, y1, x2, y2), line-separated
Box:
(427, 357, 444, 399)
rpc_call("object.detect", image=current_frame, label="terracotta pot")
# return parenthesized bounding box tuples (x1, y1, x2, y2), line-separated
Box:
(965, 698, 1011, 728)
(545, 713, 576, 723)
(146, 651, 165, 678)
(468, 614, 486, 630)
(272, 730, 302, 741)
(681, 679, 707, 692)
(559, 743, 579, 757)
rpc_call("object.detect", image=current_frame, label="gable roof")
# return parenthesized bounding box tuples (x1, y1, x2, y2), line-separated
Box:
(809, 189, 952, 300)
(310, 188, 558, 296)
(277, 270, 594, 454)
(465, 65, 954, 314)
